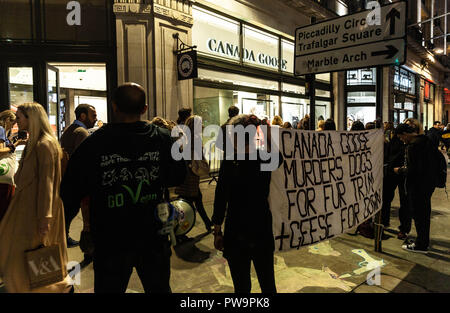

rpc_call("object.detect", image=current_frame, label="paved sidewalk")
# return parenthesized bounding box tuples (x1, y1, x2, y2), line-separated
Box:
(64, 170, 450, 294)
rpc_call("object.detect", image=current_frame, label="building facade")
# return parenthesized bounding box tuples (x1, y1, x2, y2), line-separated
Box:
(0, 0, 449, 134)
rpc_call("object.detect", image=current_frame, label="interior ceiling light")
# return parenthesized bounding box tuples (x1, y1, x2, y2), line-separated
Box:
(434, 48, 444, 54)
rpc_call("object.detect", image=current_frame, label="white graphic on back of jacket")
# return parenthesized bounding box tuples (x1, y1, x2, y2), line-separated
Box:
(119, 168, 133, 181)
(102, 169, 118, 186)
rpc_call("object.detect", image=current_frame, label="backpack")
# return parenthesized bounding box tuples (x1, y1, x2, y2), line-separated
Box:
(433, 148, 447, 188)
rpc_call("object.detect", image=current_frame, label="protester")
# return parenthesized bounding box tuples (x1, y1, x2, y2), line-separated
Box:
(443, 123, 450, 151)
(150, 116, 170, 129)
(271, 115, 283, 127)
(0, 102, 72, 293)
(60, 104, 97, 249)
(177, 107, 192, 125)
(212, 114, 278, 293)
(365, 122, 376, 130)
(427, 121, 443, 148)
(394, 123, 436, 253)
(323, 118, 336, 130)
(282, 122, 292, 129)
(350, 120, 364, 131)
(404, 118, 424, 134)
(316, 120, 325, 131)
(384, 121, 394, 143)
(217, 106, 239, 155)
(382, 125, 408, 238)
(175, 115, 213, 233)
(60, 83, 186, 292)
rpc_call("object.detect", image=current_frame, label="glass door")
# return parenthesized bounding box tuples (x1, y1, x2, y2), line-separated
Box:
(7, 66, 34, 111)
(7, 66, 34, 136)
(46, 64, 60, 138)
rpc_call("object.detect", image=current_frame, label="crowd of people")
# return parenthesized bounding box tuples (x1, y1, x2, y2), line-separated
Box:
(0, 82, 448, 293)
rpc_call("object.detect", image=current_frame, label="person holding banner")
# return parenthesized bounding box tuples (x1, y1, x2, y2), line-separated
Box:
(394, 123, 435, 253)
(382, 126, 408, 239)
(212, 114, 278, 293)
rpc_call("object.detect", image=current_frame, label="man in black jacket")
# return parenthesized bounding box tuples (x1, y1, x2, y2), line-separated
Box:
(381, 131, 409, 239)
(427, 121, 443, 148)
(394, 123, 436, 253)
(60, 83, 186, 292)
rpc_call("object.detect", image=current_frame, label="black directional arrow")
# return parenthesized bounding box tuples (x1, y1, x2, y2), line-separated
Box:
(371, 45, 399, 59)
(386, 8, 400, 35)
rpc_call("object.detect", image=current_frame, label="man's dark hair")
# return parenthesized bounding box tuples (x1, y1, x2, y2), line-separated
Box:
(177, 107, 192, 125)
(75, 104, 94, 120)
(113, 83, 146, 115)
(350, 120, 365, 131)
(324, 118, 336, 130)
(228, 106, 239, 118)
(434, 121, 441, 126)
(395, 123, 415, 135)
(365, 122, 376, 130)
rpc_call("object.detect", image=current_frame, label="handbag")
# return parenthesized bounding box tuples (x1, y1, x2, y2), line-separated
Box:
(25, 244, 65, 289)
(0, 153, 16, 185)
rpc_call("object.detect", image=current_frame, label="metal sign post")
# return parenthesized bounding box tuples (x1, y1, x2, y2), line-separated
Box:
(173, 33, 198, 81)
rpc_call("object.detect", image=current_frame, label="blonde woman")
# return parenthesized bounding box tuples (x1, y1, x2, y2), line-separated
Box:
(0, 103, 72, 293)
(271, 115, 283, 127)
(404, 118, 424, 134)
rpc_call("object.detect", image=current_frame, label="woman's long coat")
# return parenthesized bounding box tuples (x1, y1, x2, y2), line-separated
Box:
(0, 139, 71, 292)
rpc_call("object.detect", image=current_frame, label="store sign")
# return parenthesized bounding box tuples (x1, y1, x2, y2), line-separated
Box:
(207, 38, 288, 71)
(294, 1, 406, 75)
(177, 50, 198, 81)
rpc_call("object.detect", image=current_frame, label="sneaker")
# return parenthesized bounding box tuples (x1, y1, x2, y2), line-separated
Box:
(397, 232, 408, 240)
(67, 236, 79, 248)
(402, 242, 428, 254)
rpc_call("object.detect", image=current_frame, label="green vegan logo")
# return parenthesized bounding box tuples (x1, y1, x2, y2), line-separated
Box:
(122, 180, 151, 204)
(0, 162, 10, 176)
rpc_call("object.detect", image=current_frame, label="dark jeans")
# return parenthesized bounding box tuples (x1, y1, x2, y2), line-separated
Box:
(408, 187, 434, 249)
(225, 249, 277, 293)
(186, 189, 212, 230)
(381, 175, 410, 233)
(93, 247, 172, 293)
(397, 179, 411, 234)
(65, 205, 80, 236)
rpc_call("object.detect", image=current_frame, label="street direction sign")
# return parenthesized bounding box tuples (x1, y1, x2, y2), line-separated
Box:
(294, 0, 406, 76)
(295, 38, 405, 75)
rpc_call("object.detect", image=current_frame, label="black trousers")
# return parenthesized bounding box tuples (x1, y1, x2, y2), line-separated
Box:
(64, 205, 80, 236)
(381, 175, 410, 232)
(93, 247, 172, 293)
(225, 249, 277, 293)
(186, 189, 212, 230)
(408, 187, 434, 249)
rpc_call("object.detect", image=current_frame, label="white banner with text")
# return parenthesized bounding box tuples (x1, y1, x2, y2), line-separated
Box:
(269, 128, 384, 252)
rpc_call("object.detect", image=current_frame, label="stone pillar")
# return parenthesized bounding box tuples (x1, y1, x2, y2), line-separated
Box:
(114, 0, 154, 119)
(113, 0, 194, 121)
(153, 0, 194, 121)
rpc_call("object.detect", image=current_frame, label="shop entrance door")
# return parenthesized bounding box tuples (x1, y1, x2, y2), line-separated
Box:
(46, 64, 60, 138)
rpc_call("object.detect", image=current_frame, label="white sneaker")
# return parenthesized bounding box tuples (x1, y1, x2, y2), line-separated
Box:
(402, 242, 428, 254)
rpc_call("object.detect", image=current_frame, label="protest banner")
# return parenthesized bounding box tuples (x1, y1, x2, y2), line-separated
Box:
(269, 128, 384, 252)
